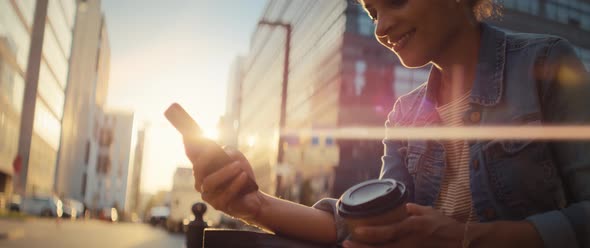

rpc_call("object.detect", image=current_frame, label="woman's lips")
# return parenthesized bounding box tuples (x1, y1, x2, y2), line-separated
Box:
(390, 29, 416, 52)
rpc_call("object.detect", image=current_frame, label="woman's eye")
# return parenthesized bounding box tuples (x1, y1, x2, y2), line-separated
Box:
(370, 16, 378, 24)
(368, 10, 378, 23)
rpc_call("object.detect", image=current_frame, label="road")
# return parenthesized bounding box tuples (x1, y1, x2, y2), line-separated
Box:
(0, 218, 185, 248)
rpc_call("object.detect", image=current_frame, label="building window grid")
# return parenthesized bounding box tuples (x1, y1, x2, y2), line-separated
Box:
(0, 1, 33, 71)
(241, 59, 282, 109)
(289, 18, 346, 100)
(38, 61, 65, 118)
(42, 25, 69, 87)
(290, 3, 346, 71)
(504, 0, 590, 30)
(47, 0, 73, 58)
(242, 29, 284, 92)
(242, 3, 346, 128)
(57, 0, 77, 28)
(292, 11, 345, 73)
(33, 100, 62, 150)
(0, 112, 19, 158)
(13, 0, 36, 28)
(244, 0, 344, 99)
(287, 37, 342, 109)
(0, 61, 26, 113)
(287, 66, 341, 127)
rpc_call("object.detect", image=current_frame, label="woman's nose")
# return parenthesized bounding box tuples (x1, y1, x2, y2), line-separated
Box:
(375, 19, 393, 41)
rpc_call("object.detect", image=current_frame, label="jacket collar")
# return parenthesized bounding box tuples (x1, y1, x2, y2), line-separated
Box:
(423, 23, 507, 107)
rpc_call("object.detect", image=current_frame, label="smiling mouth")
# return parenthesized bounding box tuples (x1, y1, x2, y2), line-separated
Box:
(389, 29, 416, 51)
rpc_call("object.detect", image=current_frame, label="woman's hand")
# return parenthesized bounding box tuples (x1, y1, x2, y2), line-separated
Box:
(184, 139, 265, 222)
(343, 203, 464, 248)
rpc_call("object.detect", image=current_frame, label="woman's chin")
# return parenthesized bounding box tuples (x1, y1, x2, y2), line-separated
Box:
(398, 55, 430, 69)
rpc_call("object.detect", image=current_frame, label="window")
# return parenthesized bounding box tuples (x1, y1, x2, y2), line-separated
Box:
(38, 62, 65, 118)
(354, 60, 367, 96)
(0, 1, 32, 69)
(33, 100, 62, 150)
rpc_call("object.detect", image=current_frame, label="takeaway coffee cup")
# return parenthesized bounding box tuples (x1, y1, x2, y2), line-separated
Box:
(336, 179, 408, 244)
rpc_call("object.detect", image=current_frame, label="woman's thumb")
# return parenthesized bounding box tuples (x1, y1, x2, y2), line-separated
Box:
(406, 203, 435, 216)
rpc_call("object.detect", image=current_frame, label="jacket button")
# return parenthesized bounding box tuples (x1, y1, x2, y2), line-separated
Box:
(470, 111, 481, 123)
(472, 159, 479, 170)
(484, 208, 496, 219)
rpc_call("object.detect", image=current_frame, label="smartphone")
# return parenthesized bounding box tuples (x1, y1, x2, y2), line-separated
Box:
(165, 103, 259, 195)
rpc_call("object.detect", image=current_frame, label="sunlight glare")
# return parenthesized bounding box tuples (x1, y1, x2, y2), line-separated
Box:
(247, 135, 257, 147)
(203, 128, 219, 141)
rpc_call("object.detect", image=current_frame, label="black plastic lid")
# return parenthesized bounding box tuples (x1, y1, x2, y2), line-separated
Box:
(337, 179, 407, 218)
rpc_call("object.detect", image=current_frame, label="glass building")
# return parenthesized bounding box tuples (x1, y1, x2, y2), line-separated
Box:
(496, 0, 590, 69)
(237, 0, 590, 203)
(0, 0, 33, 203)
(0, 0, 76, 198)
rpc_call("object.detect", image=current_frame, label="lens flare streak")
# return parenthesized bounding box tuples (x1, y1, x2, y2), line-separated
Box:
(282, 126, 590, 141)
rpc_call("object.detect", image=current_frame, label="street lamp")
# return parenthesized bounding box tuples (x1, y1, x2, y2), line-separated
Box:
(257, 19, 292, 196)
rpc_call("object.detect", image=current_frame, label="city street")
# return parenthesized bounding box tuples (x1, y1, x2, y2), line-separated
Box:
(0, 219, 185, 248)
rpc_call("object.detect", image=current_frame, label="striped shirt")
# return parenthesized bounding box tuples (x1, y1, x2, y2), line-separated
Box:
(434, 92, 477, 223)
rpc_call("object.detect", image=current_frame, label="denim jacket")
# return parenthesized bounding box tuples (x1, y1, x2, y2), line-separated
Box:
(314, 23, 590, 247)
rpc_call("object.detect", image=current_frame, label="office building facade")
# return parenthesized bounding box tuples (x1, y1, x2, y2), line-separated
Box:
(84, 111, 136, 215)
(0, 0, 77, 200)
(128, 128, 145, 218)
(54, 0, 111, 203)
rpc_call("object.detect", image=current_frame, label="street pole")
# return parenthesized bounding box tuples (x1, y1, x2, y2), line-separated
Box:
(258, 20, 292, 196)
(17, 0, 49, 196)
(278, 24, 291, 164)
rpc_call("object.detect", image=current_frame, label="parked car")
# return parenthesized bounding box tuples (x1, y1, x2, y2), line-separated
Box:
(98, 207, 119, 222)
(148, 206, 169, 227)
(62, 198, 84, 219)
(8, 195, 21, 212)
(21, 196, 63, 217)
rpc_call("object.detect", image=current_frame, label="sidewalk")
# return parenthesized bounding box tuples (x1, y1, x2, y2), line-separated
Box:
(0, 219, 26, 240)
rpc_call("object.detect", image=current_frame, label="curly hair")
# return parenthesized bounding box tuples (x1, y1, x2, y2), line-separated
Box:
(354, 0, 502, 21)
(470, 0, 502, 20)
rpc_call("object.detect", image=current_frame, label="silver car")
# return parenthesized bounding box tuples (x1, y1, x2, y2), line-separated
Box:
(21, 196, 63, 217)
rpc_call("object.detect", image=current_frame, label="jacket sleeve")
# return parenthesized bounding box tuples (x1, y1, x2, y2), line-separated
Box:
(379, 99, 413, 201)
(311, 98, 412, 243)
(526, 39, 590, 248)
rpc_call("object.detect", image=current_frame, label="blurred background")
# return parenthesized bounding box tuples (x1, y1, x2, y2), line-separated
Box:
(0, 0, 589, 247)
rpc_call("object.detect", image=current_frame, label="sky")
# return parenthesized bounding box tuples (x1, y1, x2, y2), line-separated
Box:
(101, 0, 267, 194)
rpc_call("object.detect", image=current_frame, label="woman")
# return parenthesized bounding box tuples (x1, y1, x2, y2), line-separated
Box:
(184, 0, 590, 247)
